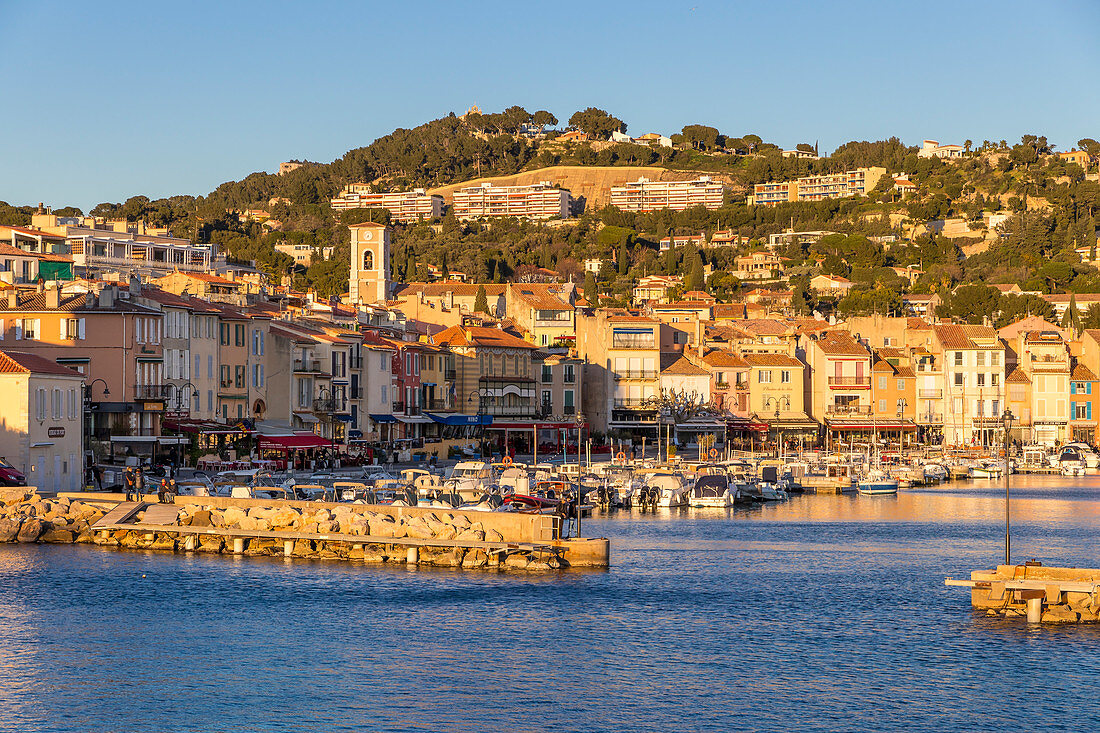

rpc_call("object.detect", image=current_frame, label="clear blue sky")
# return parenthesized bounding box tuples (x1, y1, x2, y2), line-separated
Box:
(2, 0, 1098, 212)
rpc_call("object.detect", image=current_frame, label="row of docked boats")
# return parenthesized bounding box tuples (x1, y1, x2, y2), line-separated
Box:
(173, 457, 801, 514)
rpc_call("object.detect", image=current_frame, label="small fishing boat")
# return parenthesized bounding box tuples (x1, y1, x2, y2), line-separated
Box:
(969, 460, 1002, 480)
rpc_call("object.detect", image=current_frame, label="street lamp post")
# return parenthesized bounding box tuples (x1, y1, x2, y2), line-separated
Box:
(896, 398, 908, 451)
(1002, 409, 1015, 565)
(83, 379, 110, 484)
(764, 395, 791, 460)
(316, 385, 337, 463)
(167, 382, 199, 469)
(575, 411, 585, 538)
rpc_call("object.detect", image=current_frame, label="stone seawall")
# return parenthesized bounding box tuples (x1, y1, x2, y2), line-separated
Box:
(1, 491, 610, 570)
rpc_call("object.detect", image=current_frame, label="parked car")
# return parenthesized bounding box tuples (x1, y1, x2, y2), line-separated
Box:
(0, 457, 26, 486)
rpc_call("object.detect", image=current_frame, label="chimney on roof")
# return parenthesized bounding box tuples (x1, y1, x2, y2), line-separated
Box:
(45, 285, 60, 310)
(36, 280, 44, 294)
(7, 290, 17, 309)
(99, 284, 115, 309)
(84, 291, 94, 309)
(129, 275, 141, 297)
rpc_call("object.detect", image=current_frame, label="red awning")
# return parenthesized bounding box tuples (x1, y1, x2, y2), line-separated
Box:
(257, 433, 332, 450)
(491, 421, 588, 430)
(829, 422, 917, 431)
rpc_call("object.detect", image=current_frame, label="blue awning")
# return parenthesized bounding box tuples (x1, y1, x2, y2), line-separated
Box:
(334, 414, 353, 422)
(426, 412, 493, 427)
(369, 414, 397, 423)
(347, 429, 363, 439)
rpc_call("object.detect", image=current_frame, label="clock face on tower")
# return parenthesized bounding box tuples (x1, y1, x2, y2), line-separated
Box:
(363, 230, 373, 241)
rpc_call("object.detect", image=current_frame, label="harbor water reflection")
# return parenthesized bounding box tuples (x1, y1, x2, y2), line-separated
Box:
(1, 475, 1098, 732)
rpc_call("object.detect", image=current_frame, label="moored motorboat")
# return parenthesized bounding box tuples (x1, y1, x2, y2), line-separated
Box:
(858, 470, 899, 496)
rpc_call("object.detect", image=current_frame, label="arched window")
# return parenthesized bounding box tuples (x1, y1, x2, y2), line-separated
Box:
(363, 250, 374, 270)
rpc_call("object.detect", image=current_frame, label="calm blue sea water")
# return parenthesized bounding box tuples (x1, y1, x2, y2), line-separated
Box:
(2, 475, 1100, 732)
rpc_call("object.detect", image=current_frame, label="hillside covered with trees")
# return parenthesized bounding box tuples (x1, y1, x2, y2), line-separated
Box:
(3, 107, 1097, 321)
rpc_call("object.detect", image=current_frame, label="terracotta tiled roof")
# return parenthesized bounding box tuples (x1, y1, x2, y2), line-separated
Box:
(660, 355, 709, 375)
(0, 291, 158, 314)
(433, 324, 535, 349)
(1005, 368, 1031, 384)
(815, 331, 868, 357)
(0, 350, 84, 377)
(1072, 363, 1098, 381)
(394, 282, 507, 298)
(700, 349, 747, 368)
(742, 353, 803, 367)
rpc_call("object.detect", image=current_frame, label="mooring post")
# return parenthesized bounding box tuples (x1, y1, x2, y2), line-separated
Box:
(284, 540, 294, 557)
(184, 535, 196, 551)
(232, 538, 245, 554)
(406, 547, 418, 564)
(1027, 596, 1042, 623)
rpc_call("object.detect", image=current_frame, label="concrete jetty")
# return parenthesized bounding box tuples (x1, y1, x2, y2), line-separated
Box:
(946, 564, 1100, 623)
(0, 490, 610, 570)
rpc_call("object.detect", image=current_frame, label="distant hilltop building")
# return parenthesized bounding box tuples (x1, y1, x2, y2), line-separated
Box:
(451, 181, 571, 221)
(610, 176, 725, 212)
(278, 161, 307, 175)
(781, 149, 819, 160)
(330, 184, 444, 223)
(610, 130, 673, 148)
(917, 140, 964, 159)
(750, 167, 886, 206)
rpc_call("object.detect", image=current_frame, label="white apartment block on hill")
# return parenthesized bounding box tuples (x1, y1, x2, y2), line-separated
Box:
(451, 182, 571, 220)
(610, 177, 725, 212)
(330, 185, 444, 222)
(750, 168, 886, 206)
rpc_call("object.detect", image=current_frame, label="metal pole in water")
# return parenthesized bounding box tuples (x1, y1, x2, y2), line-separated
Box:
(1004, 410, 1013, 565)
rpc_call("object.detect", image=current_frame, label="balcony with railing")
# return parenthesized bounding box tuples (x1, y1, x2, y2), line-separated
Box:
(425, 399, 449, 411)
(392, 401, 405, 413)
(444, 369, 457, 381)
(917, 413, 944, 423)
(918, 388, 942, 398)
(828, 376, 871, 387)
(134, 385, 172, 401)
(826, 404, 871, 415)
(614, 369, 658, 380)
(294, 358, 325, 373)
(613, 397, 656, 409)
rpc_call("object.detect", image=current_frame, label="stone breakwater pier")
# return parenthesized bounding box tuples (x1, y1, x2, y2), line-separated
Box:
(946, 564, 1100, 623)
(0, 490, 610, 570)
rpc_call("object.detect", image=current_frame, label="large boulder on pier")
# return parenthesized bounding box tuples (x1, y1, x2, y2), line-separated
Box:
(17, 518, 45, 542)
(40, 527, 76, 544)
(0, 517, 22, 542)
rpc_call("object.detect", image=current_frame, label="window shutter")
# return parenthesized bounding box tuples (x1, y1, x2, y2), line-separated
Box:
(79, 319, 86, 339)
(1089, 402, 1093, 420)
(0, 318, 4, 339)
(15, 322, 22, 340)
(60, 319, 68, 340)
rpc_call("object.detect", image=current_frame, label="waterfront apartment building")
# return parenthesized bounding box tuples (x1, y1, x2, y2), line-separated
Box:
(1014, 330, 1070, 446)
(804, 331, 873, 439)
(750, 168, 887, 206)
(576, 313, 666, 437)
(329, 185, 444, 222)
(451, 182, 571, 220)
(933, 324, 1006, 446)
(610, 177, 725, 212)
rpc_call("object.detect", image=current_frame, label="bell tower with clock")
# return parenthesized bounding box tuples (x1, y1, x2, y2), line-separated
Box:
(348, 221, 391, 305)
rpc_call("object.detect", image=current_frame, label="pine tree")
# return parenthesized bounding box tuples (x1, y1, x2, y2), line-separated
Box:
(474, 284, 489, 314)
(617, 239, 629, 275)
(440, 251, 449, 281)
(685, 255, 705, 292)
(1062, 293, 1082, 334)
(583, 271, 598, 304)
